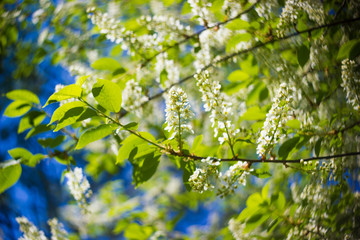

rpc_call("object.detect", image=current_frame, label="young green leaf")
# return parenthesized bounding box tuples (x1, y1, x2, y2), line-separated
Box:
(251, 169, 272, 178)
(4, 101, 32, 117)
(38, 135, 66, 148)
(18, 111, 46, 134)
(49, 101, 87, 125)
(6, 89, 39, 104)
(25, 124, 55, 139)
(116, 132, 156, 165)
(286, 119, 301, 129)
(132, 152, 161, 187)
(92, 79, 122, 113)
(191, 135, 203, 152)
(278, 137, 301, 160)
(297, 45, 310, 67)
(91, 57, 122, 72)
(44, 84, 82, 107)
(76, 123, 119, 149)
(228, 70, 250, 82)
(0, 164, 22, 194)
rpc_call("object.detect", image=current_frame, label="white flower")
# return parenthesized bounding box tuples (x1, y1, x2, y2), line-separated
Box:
(155, 53, 180, 89)
(341, 59, 360, 111)
(165, 87, 194, 140)
(277, 0, 324, 37)
(65, 167, 92, 213)
(195, 71, 239, 143)
(122, 79, 148, 116)
(48, 218, 68, 240)
(187, 0, 214, 26)
(256, 83, 293, 158)
(16, 216, 48, 240)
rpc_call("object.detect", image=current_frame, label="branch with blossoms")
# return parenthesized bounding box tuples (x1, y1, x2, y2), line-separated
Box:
(140, 16, 360, 106)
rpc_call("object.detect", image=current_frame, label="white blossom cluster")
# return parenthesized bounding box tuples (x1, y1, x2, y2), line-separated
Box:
(194, 28, 231, 71)
(277, 0, 325, 37)
(286, 183, 330, 239)
(164, 87, 194, 140)
(341, 58, 360, 111)
(187, 0, 214, 26)
(222, 0, 242, 18)
(87, 8, 147, 54)
(189, 157, 220, 193)
(65, 167, 92, 213)
(218, 161, 249, 197)
(140, 15, 192, 41)
(256, 83, 293, 158)
(87, 8, 128, 45)
(195, 70, 239, 144)
(155, 53, 180, 89)
(228, 218, 250, 240)
(122, 79, 149, 117)
(16, 216, 48, 240)
(88, 8, 165, 53)
(255, 0, 277, 19)
(16, 217, 68, 240)
(48, 218, 68, 240)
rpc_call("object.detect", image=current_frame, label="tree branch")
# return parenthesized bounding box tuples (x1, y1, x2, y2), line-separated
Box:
(140, 0, 261, 68)
(142, 16, 360, 105)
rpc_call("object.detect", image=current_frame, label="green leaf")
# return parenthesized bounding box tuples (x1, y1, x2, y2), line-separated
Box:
(244, 213, 270, 233)
(49, 101, 86, 124)
(116, 132, 156, 165)
(226, 19, 250, 30)
(297, 45, 310, 67)
(44, 84, 82, 107)
(76, 75, 90, 86)
(4, 101, 32, 117)
(76, 124, 119, 149)
(228, 70, 250, 82)
(242, 106, 266, 121)
(38, 135, 66, 148)
(124, 223, 153, 239)
(132, 152, 161, 187)
(25, 124, 55, 139)
(0, 164, 22, 194)
(337, 39, 360, 60)
(261, 182, 270, 199)
(18, 111, 46, 134)
(50, 102, 96, 132)
(27, 154, 45, 167)
(121, 122, 139, 131)
(91, 57, 122, 72)
(92, 79, 122, 113)
(191, 135, 203, 152)
(278, 137, 301, 160)
(251, 169, 272, 178)
(286, 119, 301, 129)
(8, 148, 33, 162)
(273, 192, 286, 210)
(315, 138, 322, 157)
(54, 108, 96, 132)
(6, 89, 39, 104)
(160, 69, 168, 87)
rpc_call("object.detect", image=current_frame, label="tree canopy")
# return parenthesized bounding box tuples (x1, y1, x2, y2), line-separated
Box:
(1, 0, 360, 239)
